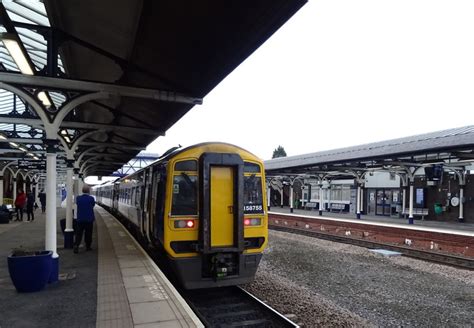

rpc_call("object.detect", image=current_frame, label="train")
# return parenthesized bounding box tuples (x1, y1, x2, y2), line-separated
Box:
(93, 142, 268, 289)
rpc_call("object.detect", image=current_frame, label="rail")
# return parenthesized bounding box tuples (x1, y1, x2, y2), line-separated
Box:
(181, 286, 299, 327)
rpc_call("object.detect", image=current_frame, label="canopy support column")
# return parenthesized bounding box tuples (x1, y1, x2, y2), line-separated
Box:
(64, 160, 74, 248)
(0, 176, 3, 205)
(45, 139, 59, 282)
(356, 184, 362, 219)
(290, 183, 294, 213)
(408, 180, 414, 225)
(459, 186, 464, 222)
(267, 183, 271, 211)
(319, 184, 323, 216)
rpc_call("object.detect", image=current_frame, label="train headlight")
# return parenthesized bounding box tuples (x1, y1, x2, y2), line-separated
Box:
(174, 220, 195, 229)
(244, 218, 261, 226)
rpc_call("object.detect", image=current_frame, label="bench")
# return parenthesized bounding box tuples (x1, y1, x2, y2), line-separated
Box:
(404, 208, 429, 220)
(330, 203, 346, 213)
(304, 202, 318, 210)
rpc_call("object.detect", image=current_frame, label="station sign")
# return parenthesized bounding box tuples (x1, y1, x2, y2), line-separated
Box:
(18, 159, 46, 170)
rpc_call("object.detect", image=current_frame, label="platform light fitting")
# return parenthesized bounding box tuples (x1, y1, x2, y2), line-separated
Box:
(9, 141, 18, 147)
(18, 146, 27, 152)
(37, 91, 52, 108)
(0, 133, 6, 140)
(0, 33, 34, 75)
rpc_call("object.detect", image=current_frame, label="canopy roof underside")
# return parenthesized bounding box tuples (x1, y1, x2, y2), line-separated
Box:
(0, 0, 307, 176)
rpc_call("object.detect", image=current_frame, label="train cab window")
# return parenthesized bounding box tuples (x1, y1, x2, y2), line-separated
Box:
(243, 174, 264, 214)
(175, 160, 197, 171)
(244, 162, 261, 173)
(171, 173, 197, 215)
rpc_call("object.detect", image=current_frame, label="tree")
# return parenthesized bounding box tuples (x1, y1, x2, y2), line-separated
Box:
(272, 145, 287, 159)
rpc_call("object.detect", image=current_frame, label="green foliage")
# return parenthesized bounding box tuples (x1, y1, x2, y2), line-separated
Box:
(272, 145, 287, 159)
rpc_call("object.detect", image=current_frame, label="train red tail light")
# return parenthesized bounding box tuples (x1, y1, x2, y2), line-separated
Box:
(244, 218, 261, 226)
(174, 220, 196, 229)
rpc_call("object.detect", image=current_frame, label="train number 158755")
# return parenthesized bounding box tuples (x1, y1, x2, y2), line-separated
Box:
(243, 204, 263, 212)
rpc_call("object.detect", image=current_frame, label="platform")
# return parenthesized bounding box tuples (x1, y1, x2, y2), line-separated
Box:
(270, 207, 474, 236)
(0, 207, 203, 328)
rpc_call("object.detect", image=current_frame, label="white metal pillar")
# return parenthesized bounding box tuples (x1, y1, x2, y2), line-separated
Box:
(267, 183, 271, 211)
(356, 184, 361, 219)
(408, 181, 414, 224)
(73, 168, 79, 219)
(290, 183, 294, 213)
(78, 173, 84, 196)
(0, 176, 3, 205)
(402, 187, 406, 217)
(327, 184, 331, 212)
(45, 140, 59, 282)
(34, 180, 39, 207)
(64, 160, 74, 248)
(23, 181, 26, 193)
(360, 185, 364, 214)
(459, 186, 464, 222)
(319, 184, 323, 216)
(13, 177, 17, 201)
(280, 186, 284, 208)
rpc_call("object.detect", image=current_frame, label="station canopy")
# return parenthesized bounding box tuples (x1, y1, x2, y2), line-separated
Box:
(265, 126, 474, 179)
(0, 0, 307, 177)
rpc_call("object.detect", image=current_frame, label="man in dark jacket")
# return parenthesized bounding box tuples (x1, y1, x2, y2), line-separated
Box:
(74, 184, 95, 254)
(38, 189, 46, 213)
(26, 190, 35, 222)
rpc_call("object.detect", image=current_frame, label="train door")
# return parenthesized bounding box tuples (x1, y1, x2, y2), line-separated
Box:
(143, 167, 152, 241)
(199, 153, 244, 253)
(210, 167, 234, 247)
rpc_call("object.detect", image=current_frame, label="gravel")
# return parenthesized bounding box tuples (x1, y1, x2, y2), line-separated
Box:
(242, 230, 474, 327)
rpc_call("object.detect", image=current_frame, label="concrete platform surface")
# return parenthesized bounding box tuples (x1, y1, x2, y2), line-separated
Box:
(0, 207, 203, 328)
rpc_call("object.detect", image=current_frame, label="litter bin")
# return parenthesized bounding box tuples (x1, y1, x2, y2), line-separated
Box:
(434, 203, 443, 215)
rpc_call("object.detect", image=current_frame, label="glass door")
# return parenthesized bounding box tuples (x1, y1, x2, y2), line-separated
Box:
(375, 189, 392, 216)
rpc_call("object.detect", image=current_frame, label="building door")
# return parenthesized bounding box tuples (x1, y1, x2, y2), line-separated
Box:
(376, 189, 392, 216)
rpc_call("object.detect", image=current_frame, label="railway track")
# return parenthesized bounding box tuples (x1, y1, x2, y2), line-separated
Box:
(270, 224, 474, 270)
(181, 286, 299, 328)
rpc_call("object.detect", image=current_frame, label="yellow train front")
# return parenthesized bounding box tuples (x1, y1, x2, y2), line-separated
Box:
(164, 143, 267, 289)
(96, 142, 268, 289)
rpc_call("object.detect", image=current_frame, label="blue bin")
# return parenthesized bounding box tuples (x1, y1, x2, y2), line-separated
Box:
(7, 250, 53, 293)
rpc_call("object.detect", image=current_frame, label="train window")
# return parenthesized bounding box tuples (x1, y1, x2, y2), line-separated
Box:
(243, 175, 264, 214)
(244, 162, 261, 173)
(171, 173, 197, 215)
(175, 160, 197, 172)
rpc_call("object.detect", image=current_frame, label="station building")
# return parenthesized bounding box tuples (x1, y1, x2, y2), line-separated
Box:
(265, 126, 474, 223)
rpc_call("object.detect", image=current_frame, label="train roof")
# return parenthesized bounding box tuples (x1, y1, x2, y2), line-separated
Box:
(116, 142, 261, 182)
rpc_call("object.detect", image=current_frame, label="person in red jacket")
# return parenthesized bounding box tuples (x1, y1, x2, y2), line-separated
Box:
(14, 189, 27, 222)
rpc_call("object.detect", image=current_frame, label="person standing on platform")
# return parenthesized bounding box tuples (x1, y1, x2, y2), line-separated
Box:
(14, 189, 26, 221)
(39, 189, 46, 213)
(26, 190, 35, 222)
(74, 184, 95, 254)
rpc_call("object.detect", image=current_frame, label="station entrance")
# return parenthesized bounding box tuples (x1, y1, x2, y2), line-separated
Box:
(367, 188, 400, 217)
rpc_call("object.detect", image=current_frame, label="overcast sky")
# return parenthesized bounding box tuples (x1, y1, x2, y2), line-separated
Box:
(146, 0, 474, 161)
